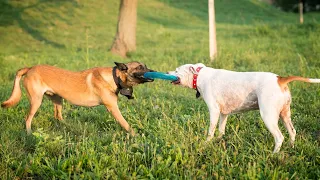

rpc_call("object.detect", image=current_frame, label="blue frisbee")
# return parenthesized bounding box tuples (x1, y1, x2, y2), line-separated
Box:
(144, 72, 178, 81)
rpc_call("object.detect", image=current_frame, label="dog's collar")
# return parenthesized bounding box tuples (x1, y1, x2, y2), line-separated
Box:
(112, 67, 134, 99)
(192, 67, 202, 99)
(192, 67, 203, 89)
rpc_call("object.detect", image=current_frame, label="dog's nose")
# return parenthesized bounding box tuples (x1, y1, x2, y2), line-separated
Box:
(149, 69, 156, 72)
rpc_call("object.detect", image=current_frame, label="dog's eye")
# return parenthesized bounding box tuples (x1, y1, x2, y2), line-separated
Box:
(136, 65, 144, 70)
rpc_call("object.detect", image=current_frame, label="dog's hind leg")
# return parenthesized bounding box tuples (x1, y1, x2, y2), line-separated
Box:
(24, 78, 44, 135)
(258, 99, 284, 153)
(47, 94, 63, 120)
(280, 105, 296, 148)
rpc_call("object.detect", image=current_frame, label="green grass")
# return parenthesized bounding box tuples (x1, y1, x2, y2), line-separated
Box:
(0, 0, 320, 179)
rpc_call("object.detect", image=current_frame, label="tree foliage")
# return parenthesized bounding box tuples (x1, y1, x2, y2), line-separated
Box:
(274, 0, 320, 12)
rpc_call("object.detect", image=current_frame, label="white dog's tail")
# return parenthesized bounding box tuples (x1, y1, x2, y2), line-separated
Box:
(277, 76, 320, 90)
(1, 67, 31, 108)
(309, 78, 320, 83)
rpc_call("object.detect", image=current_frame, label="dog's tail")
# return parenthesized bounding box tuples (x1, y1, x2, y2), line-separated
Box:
(277, 76, 320, 90)
(1, 67, 31, 108)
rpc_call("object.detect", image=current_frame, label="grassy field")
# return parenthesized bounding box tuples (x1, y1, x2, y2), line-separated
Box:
(0, 0, 320, 179)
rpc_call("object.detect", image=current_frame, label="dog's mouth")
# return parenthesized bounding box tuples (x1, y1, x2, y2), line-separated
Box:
(143, 77, 154, 82)
(133, 71, 154, 82)
(171, 77, 180, 85)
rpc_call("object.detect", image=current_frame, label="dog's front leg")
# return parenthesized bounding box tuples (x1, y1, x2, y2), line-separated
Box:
(104, 103, 135, 136)
(206, 105, 220, 142)
(99, 91, 135, 136)
(217, 114, 228, 139)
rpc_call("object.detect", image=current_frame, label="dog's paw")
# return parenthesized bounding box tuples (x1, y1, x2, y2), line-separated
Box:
(290, 141, 295, 148)
(217, 134, 224, 140)
(129, 129, 136, 137)
(206, 136, 213, 142)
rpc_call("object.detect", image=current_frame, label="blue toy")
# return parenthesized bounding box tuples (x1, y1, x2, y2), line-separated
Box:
(144, 72, 178, 81)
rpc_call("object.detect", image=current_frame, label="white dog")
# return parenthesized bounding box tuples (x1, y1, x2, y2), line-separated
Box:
(169, 63, 320, 153)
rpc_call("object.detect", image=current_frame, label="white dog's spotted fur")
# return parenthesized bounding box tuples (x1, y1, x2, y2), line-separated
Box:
(169, 63, 320, 153)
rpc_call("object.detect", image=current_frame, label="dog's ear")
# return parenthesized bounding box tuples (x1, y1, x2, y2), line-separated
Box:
(114, 62, 128, 71)
(189, 63, 206, 74)
(189, 66, 197, 74)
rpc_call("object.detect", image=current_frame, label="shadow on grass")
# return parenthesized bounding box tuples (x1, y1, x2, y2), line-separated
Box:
(153, 0, 289, 25)
(0, 0, 76, 49)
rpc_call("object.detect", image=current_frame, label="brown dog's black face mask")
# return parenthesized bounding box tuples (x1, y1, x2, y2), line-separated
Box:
(113, 62, 155, 99)
(115, 61, 155, 86)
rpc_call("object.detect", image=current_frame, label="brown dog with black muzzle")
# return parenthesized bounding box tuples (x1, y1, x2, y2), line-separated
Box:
(1, 61, 154, 136)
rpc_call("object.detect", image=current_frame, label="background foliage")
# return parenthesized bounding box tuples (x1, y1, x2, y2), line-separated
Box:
(0, 0, 319, 179)
(274, 0, 320, 12)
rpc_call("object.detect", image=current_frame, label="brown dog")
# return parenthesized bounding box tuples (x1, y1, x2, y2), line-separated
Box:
(1, 61, 154, 135)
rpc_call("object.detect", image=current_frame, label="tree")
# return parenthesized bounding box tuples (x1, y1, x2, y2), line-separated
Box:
(208, 0, 217, 61)
(110, 0, 137, 58)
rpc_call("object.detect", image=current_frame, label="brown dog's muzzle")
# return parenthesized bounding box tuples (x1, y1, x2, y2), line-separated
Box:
(133, 69, 155, 83)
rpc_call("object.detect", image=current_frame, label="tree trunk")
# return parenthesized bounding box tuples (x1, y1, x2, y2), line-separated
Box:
(208, 0, 217, 61)
(110, 0, 137, 58)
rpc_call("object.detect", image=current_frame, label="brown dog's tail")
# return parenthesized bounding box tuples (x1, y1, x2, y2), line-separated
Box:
(277, 76, 320, 90)
(1, 67, 31, 108)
